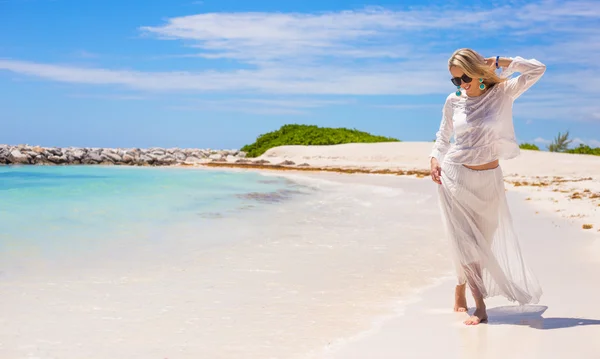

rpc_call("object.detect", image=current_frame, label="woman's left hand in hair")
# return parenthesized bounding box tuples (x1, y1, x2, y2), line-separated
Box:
(485, 56, 512, 69)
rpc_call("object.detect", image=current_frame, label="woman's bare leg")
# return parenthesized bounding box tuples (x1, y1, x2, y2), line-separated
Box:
(463, 263, 488, 325)
(454, 283, 468, 312)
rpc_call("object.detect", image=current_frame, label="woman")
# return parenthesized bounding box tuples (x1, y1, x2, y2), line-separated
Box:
(429, 48, 545, 325)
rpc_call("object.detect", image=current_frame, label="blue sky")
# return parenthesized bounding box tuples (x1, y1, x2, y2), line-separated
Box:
(1, 0, 599, 150)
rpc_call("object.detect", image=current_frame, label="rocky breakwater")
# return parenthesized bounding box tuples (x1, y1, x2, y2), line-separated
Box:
(0, 144, 245, 166)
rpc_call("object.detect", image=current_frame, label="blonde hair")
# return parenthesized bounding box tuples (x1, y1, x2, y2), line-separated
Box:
(448, 48, 506, 88)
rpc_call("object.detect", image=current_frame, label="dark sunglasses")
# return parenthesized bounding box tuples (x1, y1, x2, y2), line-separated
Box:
(451, 74, 472, 87)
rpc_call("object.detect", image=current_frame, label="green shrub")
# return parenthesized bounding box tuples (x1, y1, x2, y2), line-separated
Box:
(519, 143, 540, 151)
(241, 124, 400, 157)
(564, 144, 600, 156)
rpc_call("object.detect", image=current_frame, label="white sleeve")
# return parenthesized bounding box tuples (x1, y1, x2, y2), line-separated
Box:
(430, 96, 454, 162)
(500, 56, 546, 100)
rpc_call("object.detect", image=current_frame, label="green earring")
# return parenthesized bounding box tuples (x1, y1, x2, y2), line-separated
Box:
(455, 86, 462, 96)
(479, 78, 486, 90)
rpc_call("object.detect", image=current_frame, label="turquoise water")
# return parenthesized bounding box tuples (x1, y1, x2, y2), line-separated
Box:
(0, 165, 301, 263)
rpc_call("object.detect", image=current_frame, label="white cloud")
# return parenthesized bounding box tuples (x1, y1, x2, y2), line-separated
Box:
(0, 58, 447, 95)
(138, 1, 600, 64)
(0, 0, 599, 120)
(534, 137, 552, 144)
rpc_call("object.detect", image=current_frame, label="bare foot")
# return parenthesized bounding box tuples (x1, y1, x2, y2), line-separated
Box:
(454, 284, 467, 312)
(464, 308, 488, 325)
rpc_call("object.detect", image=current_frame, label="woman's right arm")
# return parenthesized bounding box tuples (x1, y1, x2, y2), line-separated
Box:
(429, 97, 453, 184)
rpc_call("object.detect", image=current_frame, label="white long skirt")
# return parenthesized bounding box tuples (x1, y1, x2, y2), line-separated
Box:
(438, 162, 542, 305)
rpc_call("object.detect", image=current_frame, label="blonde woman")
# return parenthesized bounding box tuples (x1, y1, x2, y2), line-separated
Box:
(429, 48, 545, 325)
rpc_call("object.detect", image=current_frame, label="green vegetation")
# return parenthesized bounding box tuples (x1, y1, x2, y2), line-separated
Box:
(545, 131, 600, 156)
(565, 144, 600, 156)
(519, 143, 540, 151)
(547, 131, 572, 152)
(241, 124, 400, 158)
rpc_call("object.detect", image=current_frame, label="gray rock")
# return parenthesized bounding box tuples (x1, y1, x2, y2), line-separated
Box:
(0, 146, 9, 163)
(103, 152, 122, 162)
(0, 145, 243, 166)
(71, 149, 86, 159)
(9, 150, 30, 164)
(31, 146, 46, 154)
(86, 152, 103, 163)
(99, 154, 115, 163)
(124, 150, 140, 159)
(48, 154, 68, 164)
(46, 147, 62, 156)
(278, 160, 296, 166)
(174, 152, 187, 161)
(122, 154, 135, 163)
(138, 154, 154, 164)
(155, 155, 176, 165)
(33, 156, 51, 165)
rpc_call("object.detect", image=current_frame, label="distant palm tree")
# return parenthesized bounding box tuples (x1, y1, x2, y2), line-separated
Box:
(548, 131, 572, 152)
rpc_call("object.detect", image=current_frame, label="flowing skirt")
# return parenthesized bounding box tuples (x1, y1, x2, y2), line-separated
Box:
(438, 162, 542, 305)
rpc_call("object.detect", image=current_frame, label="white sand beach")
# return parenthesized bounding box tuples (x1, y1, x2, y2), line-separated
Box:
(257, 142, 600, 358)
(259, 142, 600, 235)
(313, 174, 600, 359)
(1, 142, 599, 359)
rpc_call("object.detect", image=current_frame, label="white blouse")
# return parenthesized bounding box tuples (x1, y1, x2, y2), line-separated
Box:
(430, 56, 546, 166)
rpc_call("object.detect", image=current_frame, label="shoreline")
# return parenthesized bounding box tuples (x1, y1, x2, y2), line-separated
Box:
(197, 152, 600, 236)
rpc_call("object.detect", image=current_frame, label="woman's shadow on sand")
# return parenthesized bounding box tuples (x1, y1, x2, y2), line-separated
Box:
(483, 305, 600, 330)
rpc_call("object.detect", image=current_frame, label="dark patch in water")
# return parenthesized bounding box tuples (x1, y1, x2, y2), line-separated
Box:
(236, 188, 306, 204)
(197, 212, 224, 219)
(257, 179, 284, 184)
